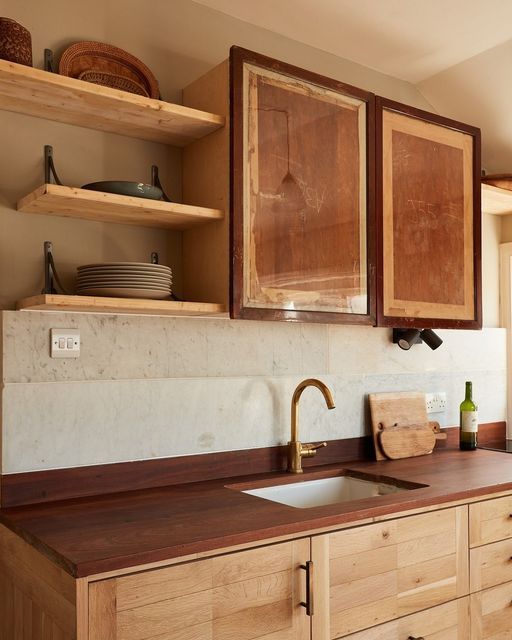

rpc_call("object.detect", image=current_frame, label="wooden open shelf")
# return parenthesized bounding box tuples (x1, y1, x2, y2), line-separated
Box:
(482, 183, 512, 216)
(17, 184, 224, 230)
(17, 295, 227, 317)
(0, 60, 224, 145)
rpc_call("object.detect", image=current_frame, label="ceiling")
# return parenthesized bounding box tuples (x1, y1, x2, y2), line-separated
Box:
(193, 0, 512, 83)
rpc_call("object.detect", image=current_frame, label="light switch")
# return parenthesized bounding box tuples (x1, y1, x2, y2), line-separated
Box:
(51, 329, 80, 358)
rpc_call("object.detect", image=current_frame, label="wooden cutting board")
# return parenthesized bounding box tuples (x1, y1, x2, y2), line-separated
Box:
(369, 391, 430, 460)
(379, 423, 436, 460)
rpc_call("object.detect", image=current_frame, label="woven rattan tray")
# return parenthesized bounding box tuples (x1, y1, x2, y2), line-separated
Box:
(59, 41, 159, 98)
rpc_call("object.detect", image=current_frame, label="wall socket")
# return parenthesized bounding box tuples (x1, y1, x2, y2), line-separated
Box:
(425, 392, 447, 414)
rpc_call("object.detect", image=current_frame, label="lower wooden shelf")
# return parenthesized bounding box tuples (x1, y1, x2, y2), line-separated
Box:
(17, 184, 224, 230)
(16, 295, 227, 317)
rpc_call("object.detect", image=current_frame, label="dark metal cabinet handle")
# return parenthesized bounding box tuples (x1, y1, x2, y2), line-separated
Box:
(300, 561, 314, 616)
(408, 636, 425, 640)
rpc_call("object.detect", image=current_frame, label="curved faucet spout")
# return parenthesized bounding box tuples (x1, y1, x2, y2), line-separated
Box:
(288, 378, 335, 473)
(291, 378, 335, 443)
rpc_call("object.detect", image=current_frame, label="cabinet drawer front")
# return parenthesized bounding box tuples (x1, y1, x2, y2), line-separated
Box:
(470, 495, 512, 547)
(470, 538, 512, 591)
(470, 581, 512, 639)
(323, 506, 468, 638)
(342, 597, 470, 639)
(88, 539, 310, 640)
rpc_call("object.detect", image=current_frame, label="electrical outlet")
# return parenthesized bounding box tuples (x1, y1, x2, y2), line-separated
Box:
(425, 392, 447, 414)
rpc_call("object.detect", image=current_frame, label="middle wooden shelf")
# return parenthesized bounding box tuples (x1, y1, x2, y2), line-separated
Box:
(17, 183, 224, 230)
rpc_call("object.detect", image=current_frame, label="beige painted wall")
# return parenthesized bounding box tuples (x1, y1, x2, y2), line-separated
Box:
(418, 38, 512, 175)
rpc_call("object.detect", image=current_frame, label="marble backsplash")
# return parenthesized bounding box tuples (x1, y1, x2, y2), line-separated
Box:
(0, 311, 507, 473)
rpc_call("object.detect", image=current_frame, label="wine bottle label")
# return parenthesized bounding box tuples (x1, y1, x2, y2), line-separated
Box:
(461, 411, 478, 433)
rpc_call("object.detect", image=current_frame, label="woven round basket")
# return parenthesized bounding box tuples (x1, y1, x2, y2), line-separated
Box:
(0, 17, 32, 66)
(59, 41, 159, 99)
(78, 70, 150, 97)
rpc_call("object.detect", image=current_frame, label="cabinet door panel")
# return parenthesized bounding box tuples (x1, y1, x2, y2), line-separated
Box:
(313, 506, 468, 638)
(376, 97, 481, 329)
(88, 539, 310, 640)
(470, 538, 512, 591)
(469, 495, 512, 547)
(231, 46, 376, 325)
(343, 597, 469, 640)
(470, 581, 512, 639)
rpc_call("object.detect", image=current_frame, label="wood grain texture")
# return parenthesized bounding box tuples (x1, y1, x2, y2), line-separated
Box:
(88, 539, 309, 640)
(182, 59, 230, 306)
(343, 596, 469, 639)
(0, 524, 76, 639)
(0, 59, 224, 146)
(230, 45, 376, 324)
(0, 439, 509, 579)
(482, 183, 512, 215)
(469, 494, 512, 548)
(379, 424, 435, 460)
(470, 581, 512, 639)
(1, 421, 503, 509)
(376, 96, 482, 329)
(470, 537, 512, 592)
(17, 184, 224, 230)
(369, 391, 428, 460)
(325, 505, 468, 637)
(16, 294, 226, 317)
(0, 435, 374, 508)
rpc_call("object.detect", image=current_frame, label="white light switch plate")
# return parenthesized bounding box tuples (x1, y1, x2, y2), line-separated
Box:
(50, 329, 80, 358)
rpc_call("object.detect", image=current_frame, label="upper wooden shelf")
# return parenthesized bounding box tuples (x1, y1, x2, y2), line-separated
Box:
(0, 60, 225, 145)
(482, 183, 512, 216)
(18, 184, 224, 230)
(17, 294, 227, 317)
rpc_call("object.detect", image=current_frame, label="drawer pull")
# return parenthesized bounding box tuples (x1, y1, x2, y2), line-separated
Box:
(300, 561, 314, 616)
(408, 637, 425, 640)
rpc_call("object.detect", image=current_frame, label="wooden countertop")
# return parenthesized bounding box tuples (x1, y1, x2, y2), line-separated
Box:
(1, 448, 512, 578)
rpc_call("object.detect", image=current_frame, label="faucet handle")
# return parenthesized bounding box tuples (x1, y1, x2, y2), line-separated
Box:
(301, 441, 327, 458)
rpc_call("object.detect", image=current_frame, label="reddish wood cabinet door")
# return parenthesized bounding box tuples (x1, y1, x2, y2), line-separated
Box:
(376, 97, 481, 329)
(230, 46, 376, 325)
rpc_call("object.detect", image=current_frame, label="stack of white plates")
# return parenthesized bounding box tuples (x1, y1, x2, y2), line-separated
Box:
(76, 262, 172, 300)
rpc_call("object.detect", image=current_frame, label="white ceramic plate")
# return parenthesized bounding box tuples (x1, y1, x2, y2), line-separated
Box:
(77, 287, 171, 300)
(78, 262, 171, 272)
(77, 275, 172, 285)
(77, 284, 171, 293)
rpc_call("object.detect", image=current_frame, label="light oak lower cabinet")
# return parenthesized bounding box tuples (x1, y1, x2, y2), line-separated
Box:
(343, 597, 470, 639)
(468, 495, 512, 639)
(470, 581, 512, 639)
(312, 506, 469, 638)
(88, 539, 310, 640)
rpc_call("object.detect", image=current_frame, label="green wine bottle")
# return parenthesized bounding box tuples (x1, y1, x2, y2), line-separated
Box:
(459, 381, 478, 450)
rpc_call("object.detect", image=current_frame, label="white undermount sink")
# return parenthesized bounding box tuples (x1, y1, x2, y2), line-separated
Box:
(241, 474, 421, 509)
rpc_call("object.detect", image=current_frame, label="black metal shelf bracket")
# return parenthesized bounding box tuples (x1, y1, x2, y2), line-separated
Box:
(44, 145, 63, 185)
(151, 165, 171, 202)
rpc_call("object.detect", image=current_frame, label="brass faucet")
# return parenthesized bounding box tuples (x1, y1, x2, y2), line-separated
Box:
(287, 378, 335, 473)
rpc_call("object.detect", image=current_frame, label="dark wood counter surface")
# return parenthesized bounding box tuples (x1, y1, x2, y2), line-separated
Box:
(2, 447, 512, 578)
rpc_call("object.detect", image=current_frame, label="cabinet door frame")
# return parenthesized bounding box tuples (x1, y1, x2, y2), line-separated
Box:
(230, 45, 376, 325)
(375, 96, 482, 329)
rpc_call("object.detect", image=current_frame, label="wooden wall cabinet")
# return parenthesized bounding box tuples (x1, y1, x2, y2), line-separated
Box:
(376, 97, 482, 329)
(183, 48, 483, 328)
(230, 47, 376, 325)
